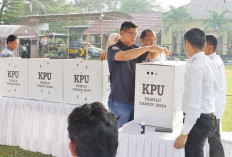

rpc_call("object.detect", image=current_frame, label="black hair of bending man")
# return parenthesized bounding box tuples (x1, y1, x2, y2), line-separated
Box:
(68, 102, 119, 157)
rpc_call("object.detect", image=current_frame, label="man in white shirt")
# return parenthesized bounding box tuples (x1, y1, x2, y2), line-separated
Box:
(0, 34, 18, 57)
(174, 28, 218, 157)
(204, 34, 226, 157)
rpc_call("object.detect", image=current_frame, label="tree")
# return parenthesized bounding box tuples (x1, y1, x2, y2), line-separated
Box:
(24, 0, 78, 15)
(74, 0, 121, 12)
(162, 6, 192, 55)
(0, 0, 8, 24)
(119, 0, 163, 13)
(2, 0, 25, 24)
(203, 10, 231, 55)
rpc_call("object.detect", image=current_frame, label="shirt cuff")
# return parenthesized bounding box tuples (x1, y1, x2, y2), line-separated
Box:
(182, 122, 193, 135)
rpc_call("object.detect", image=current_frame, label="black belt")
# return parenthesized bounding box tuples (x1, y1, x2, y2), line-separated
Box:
(183, 113, 215, 117)
(183, 113, 216, 124)
(183, 112, 215, 117)
(200, 113, 215, 118)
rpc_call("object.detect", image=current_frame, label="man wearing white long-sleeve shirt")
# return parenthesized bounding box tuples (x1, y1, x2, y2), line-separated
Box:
(0, 34, 18, 57)
(174, 28, 218, 157)
(204, 35, 226, 157)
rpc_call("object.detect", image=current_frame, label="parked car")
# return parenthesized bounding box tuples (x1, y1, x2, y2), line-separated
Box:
(68, 41, 101, 59)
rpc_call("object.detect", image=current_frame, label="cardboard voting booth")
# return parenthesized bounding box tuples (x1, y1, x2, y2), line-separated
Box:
(63, 60, 110, 106)
(0, 58, 28, 98)
(134, 61, 186, 129)
(28, 58, 63, 102)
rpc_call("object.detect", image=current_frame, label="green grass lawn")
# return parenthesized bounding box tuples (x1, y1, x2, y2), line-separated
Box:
(222, 64, 232, 132)
(0, 64, 231, 157)
(0, 145, 53, 157)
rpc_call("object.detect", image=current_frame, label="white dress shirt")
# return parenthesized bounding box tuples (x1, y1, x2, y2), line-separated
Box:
(0, 47, 14, 57)
(182, 52, 218, 135)
(209, 52, 226, 119)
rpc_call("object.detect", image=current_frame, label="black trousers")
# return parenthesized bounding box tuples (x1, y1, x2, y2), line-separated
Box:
(208, 119, 225, 157)
(185, 114, 217, 157)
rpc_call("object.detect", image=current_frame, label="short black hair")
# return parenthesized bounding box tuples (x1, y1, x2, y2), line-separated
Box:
(140, 29, 154, 39)
(7, 34, 17, 44)
(68, 102, 118, 157)
(206, 35, 217, 51)
(184, 28, 205, 50)
(120, 21, 137, 32)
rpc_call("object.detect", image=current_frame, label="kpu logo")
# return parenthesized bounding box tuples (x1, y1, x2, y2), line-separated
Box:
(8, 71, 19, 78)
(74, 75, 89, 83)
(38, 72, 52, 80)
(142, 84, 165, 96)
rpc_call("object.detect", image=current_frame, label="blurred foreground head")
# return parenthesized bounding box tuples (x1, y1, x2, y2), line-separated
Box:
(68, 102, 119, 157)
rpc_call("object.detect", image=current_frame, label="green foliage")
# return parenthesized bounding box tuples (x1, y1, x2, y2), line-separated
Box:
(0, 0, 78, 24)
(110, 27, 120, 33)
(203, 10, 231, 32)
(74, 0, 121, 12)
(119, 0, 162, 13)
(203, 10, 232, 54)
(2, 0, 25, 24)
(222, 65, 232, 132)
(162, 6, 192, 33)
(162, 6, 192, 54)
(24, 0, 78, 15)
(0, 0, 8, 24)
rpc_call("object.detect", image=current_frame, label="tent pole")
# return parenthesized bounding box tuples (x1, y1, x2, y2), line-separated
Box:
(67, 17, 70, 58)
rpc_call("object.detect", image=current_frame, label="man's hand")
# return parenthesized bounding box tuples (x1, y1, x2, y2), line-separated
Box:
(174, 134, 188, 149)
(148, 45, 164, 54)
(164, 48, 171, 57)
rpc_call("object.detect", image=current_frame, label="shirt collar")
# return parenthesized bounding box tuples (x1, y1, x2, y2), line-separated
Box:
(208, 52, 216, 59)
(188, 52, 205, 63)
(7, 47, 13, 52)
(117, 39, 134, 49)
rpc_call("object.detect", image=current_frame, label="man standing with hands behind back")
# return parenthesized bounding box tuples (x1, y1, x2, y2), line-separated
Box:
(204, 34, 226, 157)
(107, 21, 169, 127)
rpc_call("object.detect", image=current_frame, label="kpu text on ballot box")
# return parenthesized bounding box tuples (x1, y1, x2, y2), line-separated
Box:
(134, 61, 186, 129)
(63, 60, 110, 106)
(0, 58, 28, 99)
(28, 58, 63, 103)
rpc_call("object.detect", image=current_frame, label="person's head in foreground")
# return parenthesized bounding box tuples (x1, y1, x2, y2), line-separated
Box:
(120, 21, 138, 46)
(184, 28, 205, 58)
(204, 34, 217, 56)
(68, 102, 119, 157)
(7, 34, 18, 51)
(140, 29, 156, 46)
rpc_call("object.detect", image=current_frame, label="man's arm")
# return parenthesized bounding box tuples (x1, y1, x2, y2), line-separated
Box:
(146, 51, 160, 59)
(146, 48, 171, 60)
(115, 45, 164, 61)
(174, 65, 203, 149)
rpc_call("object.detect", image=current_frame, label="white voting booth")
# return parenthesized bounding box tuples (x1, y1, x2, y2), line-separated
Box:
(28, 58, 63, 102)
(0, 58, 28, 99)
(63, 60, 110, 106)
(134, 61, 186, 129)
